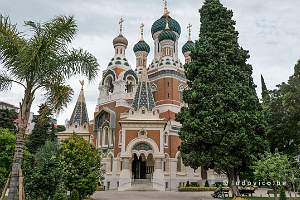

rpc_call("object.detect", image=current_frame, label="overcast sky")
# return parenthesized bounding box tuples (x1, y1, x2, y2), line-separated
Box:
(1, 0, 300, 124)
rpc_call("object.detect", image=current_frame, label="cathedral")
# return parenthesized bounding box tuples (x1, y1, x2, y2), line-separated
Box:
(93, 2, 225, 191)
(57, 1, 226, 191)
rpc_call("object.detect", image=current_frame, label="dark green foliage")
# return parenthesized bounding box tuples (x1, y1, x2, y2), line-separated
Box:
(59, 134, 102, 199)
(176, 0, 268, 192)
(26, 104, 56, 154)
(56, 125, 66, 132)
(0, 109, 17, 132)
(264, 60, 300, 157)
(0, 128, 15, 193)
(205, 180, 210, 187)
(261, 75, 270, 103)
(70, 190, 80, 200)
(53, 190, 67, 200)
(23, 141, 64, 200)
(279, 188, 286, 200)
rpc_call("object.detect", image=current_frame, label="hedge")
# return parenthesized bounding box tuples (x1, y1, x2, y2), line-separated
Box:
(178, 186, 217, 192)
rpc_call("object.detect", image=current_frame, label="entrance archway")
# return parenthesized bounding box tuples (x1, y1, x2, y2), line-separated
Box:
(132, 153, 146, 179)
(132, 153, 154, 180)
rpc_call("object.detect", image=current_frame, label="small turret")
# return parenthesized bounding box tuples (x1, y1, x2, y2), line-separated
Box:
(182, 24, 195, 64)
(133, 23, 150, 76)
(113, 18, 128, 57)
(158, 19, 177, 58)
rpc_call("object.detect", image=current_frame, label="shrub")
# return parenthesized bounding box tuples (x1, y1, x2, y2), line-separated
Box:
(190, 182, 200, 187)
(204, 180, 210, 187)
(178, 186, 217, 192)
(279, 188, 286, 200)
(70, 190, 80, 200)
(53, 191, 67, 200)
(214, 182, 224, 188)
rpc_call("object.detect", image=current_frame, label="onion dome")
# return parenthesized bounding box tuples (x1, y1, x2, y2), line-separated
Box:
(133, 40, 150, 53)
(113, 34, 128, 47)
(182, 41, 195, 54)
(151, 15, 181, 37)
(158, 29, 177, 42)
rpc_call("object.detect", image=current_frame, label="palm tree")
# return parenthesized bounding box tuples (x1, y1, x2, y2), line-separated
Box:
(0, 15, 99, 199)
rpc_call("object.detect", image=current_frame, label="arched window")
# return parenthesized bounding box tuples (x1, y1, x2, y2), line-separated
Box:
(164, 132, 168, 146)
(105, 76, 114, 95)
(177, 153, 182, 172)
(103, 126, 109, 146)
(125, 76, 134, 93)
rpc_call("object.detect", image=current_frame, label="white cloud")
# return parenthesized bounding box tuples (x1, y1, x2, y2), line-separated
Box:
(1, 0, 300, 124)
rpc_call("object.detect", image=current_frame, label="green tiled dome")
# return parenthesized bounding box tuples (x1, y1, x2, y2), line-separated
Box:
(151, 15, 181, 36)
(182, 41, 195, 54)
(158, 30, 177, 42)
(133, 40, 150, 53)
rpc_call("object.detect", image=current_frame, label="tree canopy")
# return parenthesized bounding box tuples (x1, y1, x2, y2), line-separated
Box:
(176, 0, 268, 195)
(0, 109, 17, 132)
(59, 134, 102, 199)
(253, 153, 296, 200)
(26, 104, 56, 154)
(24, 141, 64, 200)
(0, 128, 15, 193)
(264, 60, 300, 157)
(0, 15, 99, 199)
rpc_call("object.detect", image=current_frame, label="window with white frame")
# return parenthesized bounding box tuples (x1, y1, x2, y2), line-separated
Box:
(164, 132, 168, 146)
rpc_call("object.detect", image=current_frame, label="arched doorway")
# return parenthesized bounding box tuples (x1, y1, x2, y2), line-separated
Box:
(132, 153, 146, 179)
(132, 153, 155, 180)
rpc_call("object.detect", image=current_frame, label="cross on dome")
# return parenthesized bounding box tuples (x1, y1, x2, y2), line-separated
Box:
(163, 0, 170, 16)
(187, 23, 192, 41)
(119, 17, 124, 34)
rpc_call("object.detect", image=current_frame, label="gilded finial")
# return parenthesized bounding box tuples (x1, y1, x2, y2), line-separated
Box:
(80, 80, 84, 90)
(119, 17, 124, 34)
(187, 24, 192, 41)
(140, 23, 144, 41)
(163, 0, 170, 16)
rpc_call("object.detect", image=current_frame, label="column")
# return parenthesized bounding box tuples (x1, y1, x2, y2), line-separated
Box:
(118, 157, 131, 191)
(153, 158, 165, 191)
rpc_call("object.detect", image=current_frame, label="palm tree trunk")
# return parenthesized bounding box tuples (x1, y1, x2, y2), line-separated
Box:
(8, 90, 33, 200)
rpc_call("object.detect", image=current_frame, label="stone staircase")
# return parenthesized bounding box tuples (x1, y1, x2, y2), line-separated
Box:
(127, 179, 157, 191)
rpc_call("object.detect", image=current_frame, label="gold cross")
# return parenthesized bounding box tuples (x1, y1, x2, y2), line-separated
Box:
(140, 23, 144, 40)
(119, 17, 124, 34)
(187, 23, 192, 41)
(163, 0, 169, 16)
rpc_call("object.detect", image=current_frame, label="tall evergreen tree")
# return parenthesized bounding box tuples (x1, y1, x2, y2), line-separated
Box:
(176, 0, 268, 196)
(266, 60, 300, 156)
(26, 104, 56, 154)
(261, 74, 270, 103)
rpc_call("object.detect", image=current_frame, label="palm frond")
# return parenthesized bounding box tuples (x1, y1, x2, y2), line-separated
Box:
(59, 48, 99, 81)
(0, 71, 13, 90)
(0, 15, 26, 72)
(45, 83, 74, 113)
(43, 15, 77, 44)
(24, 20, 42, 35)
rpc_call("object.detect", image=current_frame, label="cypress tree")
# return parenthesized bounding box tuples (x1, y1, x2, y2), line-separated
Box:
(261, 74, 270, 103)
(176, 0, 268, 196)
